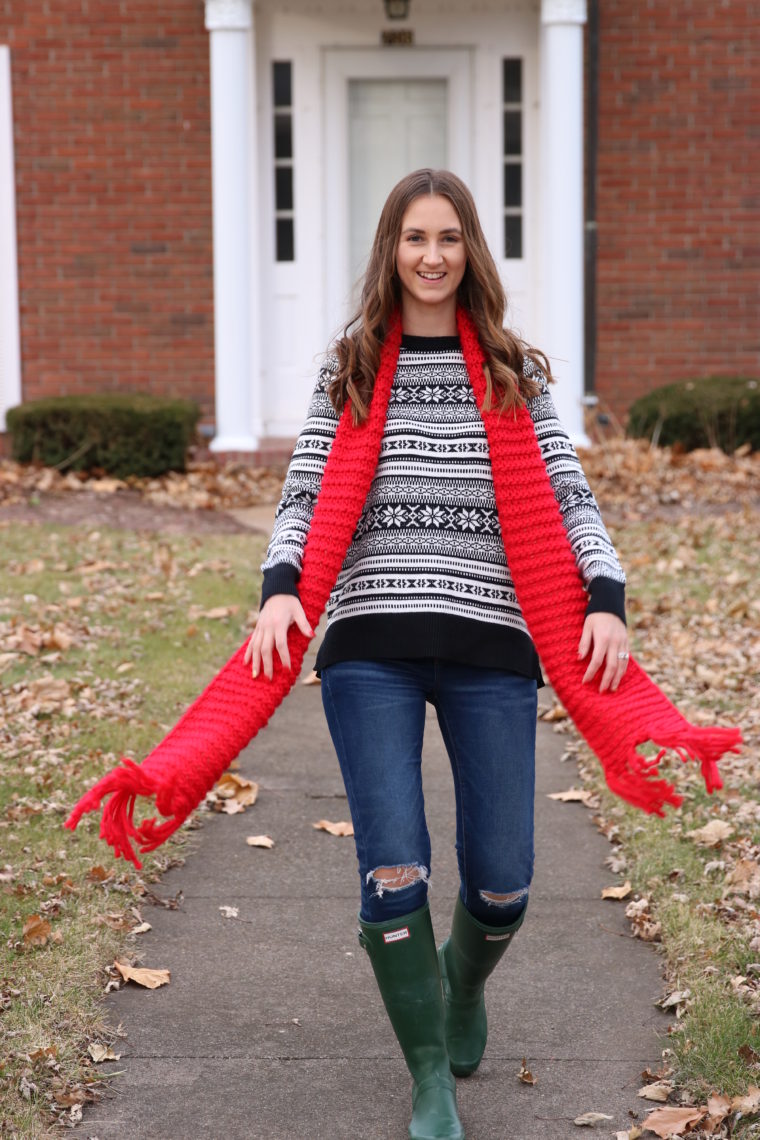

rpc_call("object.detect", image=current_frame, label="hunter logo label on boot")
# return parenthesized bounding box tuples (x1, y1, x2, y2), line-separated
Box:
(484, 931, 514, 942)
(383, 926, 410, 944)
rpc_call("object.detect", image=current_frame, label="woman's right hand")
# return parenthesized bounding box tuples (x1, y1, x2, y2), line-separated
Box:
(243, 595, 314, 680)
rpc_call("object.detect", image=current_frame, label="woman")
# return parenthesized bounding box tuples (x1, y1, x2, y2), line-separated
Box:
(245, 169, 629, 1140)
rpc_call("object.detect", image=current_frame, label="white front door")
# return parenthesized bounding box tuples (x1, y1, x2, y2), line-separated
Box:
(347, 79, 447, 289)
(325, 49, 471, 332)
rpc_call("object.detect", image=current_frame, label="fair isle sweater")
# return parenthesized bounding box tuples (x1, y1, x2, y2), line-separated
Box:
(261, 334, 626, 681)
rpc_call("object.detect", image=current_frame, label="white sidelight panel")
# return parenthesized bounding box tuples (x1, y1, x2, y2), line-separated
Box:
(0, 46, 21, 432)
(205, 0, 260, 452)
(540, 0, 588, 445)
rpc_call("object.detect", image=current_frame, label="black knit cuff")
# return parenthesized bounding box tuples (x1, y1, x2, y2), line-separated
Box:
(585, 576, 626, 625)
(260, 563, 301, 609)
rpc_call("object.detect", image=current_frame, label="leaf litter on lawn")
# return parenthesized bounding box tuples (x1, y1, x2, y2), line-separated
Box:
(566, 441, 760, 1116)
(0, 513, 271, 1132)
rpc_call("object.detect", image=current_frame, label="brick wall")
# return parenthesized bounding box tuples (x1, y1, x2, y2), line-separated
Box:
(2, 3, 758, 435)
(0, 0, 214, 419)
(593, 1, 760, 421)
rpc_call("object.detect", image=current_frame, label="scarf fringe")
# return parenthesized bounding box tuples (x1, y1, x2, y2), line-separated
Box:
(455, 308, 742, 814)
(63, 313, 404, 868)
(601, 725, 741, 816)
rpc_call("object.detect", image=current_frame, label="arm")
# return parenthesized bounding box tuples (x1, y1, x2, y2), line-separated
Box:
(247, 356, 341, 678)
(524, 360, 629, 691)
(259, 354, 341, 605)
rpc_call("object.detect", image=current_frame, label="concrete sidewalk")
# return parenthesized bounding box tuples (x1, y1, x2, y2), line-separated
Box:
(77, 619, 669, 1140)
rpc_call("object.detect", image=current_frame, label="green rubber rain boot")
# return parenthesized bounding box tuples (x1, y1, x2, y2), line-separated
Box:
(438, 895, 526, 1078)
(358, 902, 464, 1140)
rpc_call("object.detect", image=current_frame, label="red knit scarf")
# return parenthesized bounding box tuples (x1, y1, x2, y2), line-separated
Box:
(65, 309, 742, 867)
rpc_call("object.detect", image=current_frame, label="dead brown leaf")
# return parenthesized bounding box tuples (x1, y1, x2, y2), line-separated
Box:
(113, 961, 170, 989)
(573, 1112, 613, 1126)
(547, 788, 595, 805)
(92, 911, 132, 930)
(602, 881, 633, 900)
(638, 1081, 673, 1102)
(88, 1042, 121, 1063)
(686, 820, 734, 847)
(197, 605, 239, 620)
(730, 1085, 760, 1114)
(313, 819, 354, 837)
(86, 865, 113, 883)
(214, 771, 259, 808)
(221, 800, 246, 815)
(726, 859, 760, 898)
(246, 835, 275, 848)
(738, 1043, 760, 1066)
(641, 1106, 706, 1137)
(541, 702, 569, 721)
(517, 1058, 537, 1085)
(22, 914, 52, 948)
(28, 1045, 58, 1063)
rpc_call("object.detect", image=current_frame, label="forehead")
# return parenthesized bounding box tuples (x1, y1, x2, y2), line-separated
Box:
(400, 194, 462, 231)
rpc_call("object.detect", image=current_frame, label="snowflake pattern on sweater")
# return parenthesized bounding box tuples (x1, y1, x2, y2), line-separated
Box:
(262, 339, 625, 646)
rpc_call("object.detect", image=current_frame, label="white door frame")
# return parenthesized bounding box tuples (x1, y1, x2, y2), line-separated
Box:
(324, 48, 472, 334)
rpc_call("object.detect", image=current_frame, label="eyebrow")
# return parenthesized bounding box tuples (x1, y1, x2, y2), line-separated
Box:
(401, 226, 463, 236)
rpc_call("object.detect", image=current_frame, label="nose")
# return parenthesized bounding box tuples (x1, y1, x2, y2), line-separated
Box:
(422, 243, 444, 265)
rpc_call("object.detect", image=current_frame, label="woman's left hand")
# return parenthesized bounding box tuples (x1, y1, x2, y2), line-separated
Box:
(578, 613, 629, 692)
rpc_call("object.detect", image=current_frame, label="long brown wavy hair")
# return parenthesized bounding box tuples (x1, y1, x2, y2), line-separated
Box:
(329, 169, 552, 423)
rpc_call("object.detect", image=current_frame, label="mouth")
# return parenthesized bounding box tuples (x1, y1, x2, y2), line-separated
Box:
(417, 272, 446, 281)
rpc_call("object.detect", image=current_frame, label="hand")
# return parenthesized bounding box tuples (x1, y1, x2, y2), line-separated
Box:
(578, 612, 629, 693)
(243, 595, 313, 680)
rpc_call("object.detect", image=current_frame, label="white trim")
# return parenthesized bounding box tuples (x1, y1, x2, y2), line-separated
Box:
(323, 47, 472, 335)
(206, 2, 260, 452)
(0, 46, 21, 433)
(541, 0, 587, 24)
(205, 0, 253, 32)
(540, 14, 588, 445)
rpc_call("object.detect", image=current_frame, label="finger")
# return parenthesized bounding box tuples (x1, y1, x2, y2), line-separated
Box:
(295, 609, 314, 639)
(611, 648, 630, 692)
(247, 628, 263, 676)
(249, 637, 261, 678)
(260, 632, 275, 680)
(599, 646, 619, 693)
(275, 628, 292, 673)
(582, 646, 606, 684)
(243, 630, 256, 665)
(578, 625, 592, 659)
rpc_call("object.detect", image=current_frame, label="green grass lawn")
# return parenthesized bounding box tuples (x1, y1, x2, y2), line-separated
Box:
(571, 507, 760, 1121)
(0, 519, 268, 1136)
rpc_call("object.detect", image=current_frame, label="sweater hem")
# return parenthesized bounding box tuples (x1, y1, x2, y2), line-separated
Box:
(314, 613, 544, 685)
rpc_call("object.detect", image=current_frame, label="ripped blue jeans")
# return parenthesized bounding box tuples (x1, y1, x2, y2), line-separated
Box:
(320, 659, 537, 926)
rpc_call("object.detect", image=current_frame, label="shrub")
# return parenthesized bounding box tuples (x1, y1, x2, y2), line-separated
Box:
(627, 376, 760, 453)
(6, 393, 201, 478)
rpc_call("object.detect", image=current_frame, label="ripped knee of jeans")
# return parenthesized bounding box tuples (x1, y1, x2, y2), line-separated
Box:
(367, 863, 430, 899)
(478, 886, 529, 908)
(477, 886, 529, 924)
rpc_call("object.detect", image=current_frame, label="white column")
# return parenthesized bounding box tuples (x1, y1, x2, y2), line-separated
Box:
(205, 0, 261, 452)
(0, 46, 22, 432)
(540, 0, 588, 445)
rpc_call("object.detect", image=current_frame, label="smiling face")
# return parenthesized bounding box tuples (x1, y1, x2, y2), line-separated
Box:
(395, 194, 467, 334)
